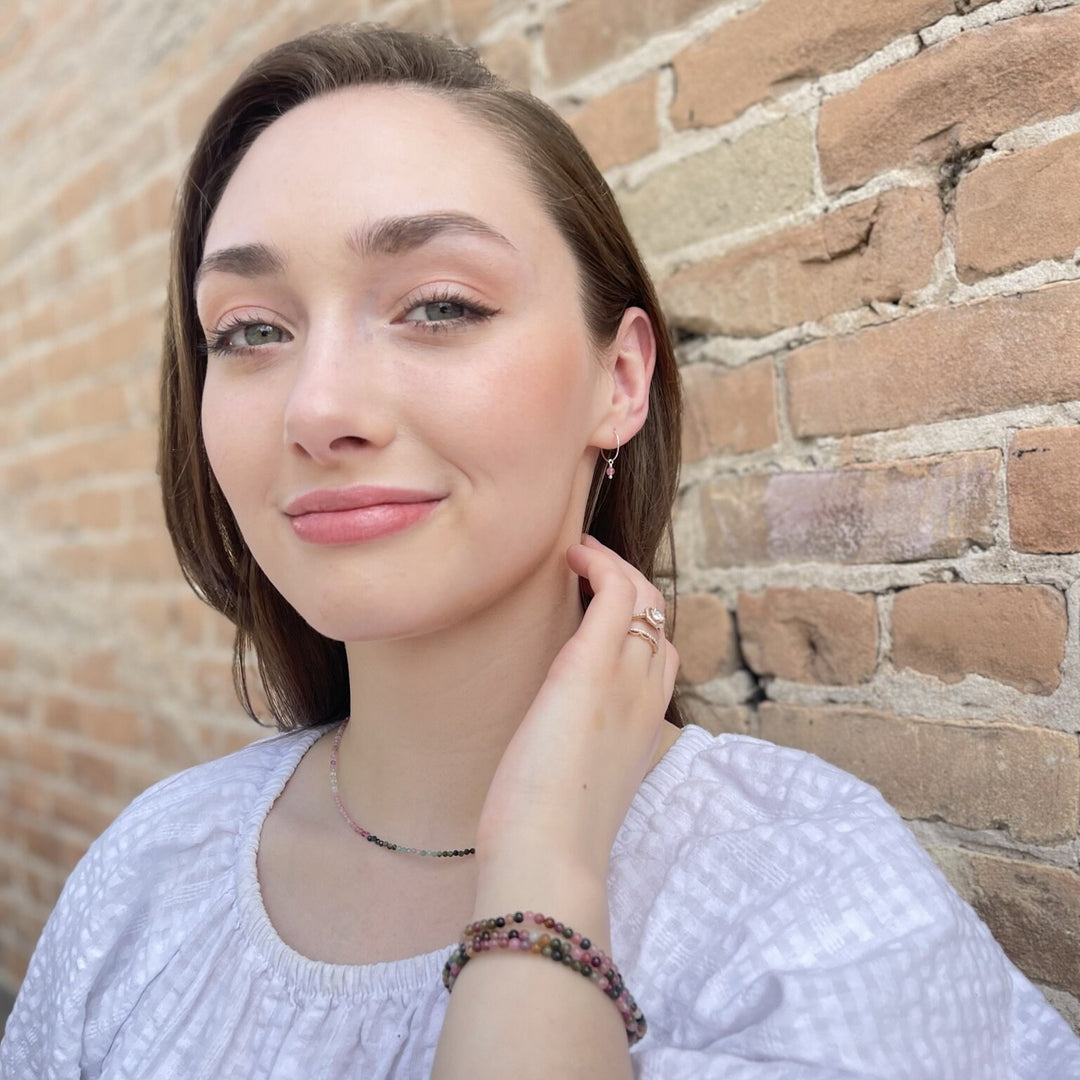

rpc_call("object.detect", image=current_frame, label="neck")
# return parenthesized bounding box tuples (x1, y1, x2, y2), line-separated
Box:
(331, 556, 585, 854)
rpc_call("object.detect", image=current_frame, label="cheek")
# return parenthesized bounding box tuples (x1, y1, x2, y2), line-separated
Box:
(199, 373, 273, 508)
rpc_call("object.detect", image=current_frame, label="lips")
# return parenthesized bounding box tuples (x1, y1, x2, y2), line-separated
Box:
(283, 485, 444, 516)
(283, 485, 444, 546)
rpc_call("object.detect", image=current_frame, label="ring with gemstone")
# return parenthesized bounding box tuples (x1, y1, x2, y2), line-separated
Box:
(632, 607, 665, 632)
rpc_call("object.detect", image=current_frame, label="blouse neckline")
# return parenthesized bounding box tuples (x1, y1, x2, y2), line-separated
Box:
(233, 719, 712, 1001)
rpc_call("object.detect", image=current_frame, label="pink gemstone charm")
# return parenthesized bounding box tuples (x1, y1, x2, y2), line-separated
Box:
(605, 465, 614, 478)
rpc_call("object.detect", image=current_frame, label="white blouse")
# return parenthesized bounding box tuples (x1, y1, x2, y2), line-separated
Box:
(2, 722, 1077, 1079)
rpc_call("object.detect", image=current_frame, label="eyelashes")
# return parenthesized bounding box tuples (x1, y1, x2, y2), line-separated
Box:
(201, 288, 501, 359)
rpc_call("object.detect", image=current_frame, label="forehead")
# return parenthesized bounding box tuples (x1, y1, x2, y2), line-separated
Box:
(206, 85, 556, 260)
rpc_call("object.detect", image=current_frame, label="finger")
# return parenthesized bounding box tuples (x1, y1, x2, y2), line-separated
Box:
(577, 536, 666, 615)
(566, 544, 643, 663)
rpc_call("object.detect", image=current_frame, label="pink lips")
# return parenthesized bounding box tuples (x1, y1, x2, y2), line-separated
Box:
(283, 485, 444, 545)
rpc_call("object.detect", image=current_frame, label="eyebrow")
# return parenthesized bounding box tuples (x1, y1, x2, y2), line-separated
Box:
(194, 212, 516, 291)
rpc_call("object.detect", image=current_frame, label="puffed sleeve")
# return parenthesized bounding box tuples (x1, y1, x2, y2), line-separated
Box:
(0, 826, 120, 1079)
(620, 736, 1080, 1080)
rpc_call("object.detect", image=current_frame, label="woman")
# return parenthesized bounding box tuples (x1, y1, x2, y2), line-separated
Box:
(2, 23, 1078, 1080)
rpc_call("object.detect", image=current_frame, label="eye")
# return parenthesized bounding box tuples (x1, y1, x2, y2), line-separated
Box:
(399, 289, 499, 333)
(204, 316, 290, 357)
(406, 300, 467, 323)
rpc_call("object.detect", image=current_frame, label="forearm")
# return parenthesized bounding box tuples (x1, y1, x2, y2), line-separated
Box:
(431, 858, 634, 1080)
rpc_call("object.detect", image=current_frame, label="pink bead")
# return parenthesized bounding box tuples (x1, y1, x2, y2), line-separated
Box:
(533, 913, 544, 924)
(598, 977, 609, 991)
(524, 911, 534, 922)
(571, 931, 582, 945)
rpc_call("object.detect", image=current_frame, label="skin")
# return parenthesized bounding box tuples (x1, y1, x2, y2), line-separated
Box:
(196, 85, 679, 1077)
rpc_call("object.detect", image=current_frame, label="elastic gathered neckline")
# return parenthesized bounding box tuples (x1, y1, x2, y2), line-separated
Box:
(233, 719, 712, 1001)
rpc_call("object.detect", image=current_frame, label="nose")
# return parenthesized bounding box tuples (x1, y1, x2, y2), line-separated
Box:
(282, 320, 396, 465)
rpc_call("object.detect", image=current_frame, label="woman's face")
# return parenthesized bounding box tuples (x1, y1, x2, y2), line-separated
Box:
(196, 86, 617, 641)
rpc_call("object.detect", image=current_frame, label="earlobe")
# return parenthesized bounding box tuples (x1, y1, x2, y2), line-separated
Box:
(592, 306, 656, 446)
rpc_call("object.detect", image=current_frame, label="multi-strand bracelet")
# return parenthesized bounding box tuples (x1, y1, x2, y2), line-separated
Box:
(441, 910, 647, 1046)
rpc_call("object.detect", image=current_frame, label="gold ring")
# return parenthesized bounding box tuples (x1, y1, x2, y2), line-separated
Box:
(632, 606, 665, 632)
(626, 626, 659, 654)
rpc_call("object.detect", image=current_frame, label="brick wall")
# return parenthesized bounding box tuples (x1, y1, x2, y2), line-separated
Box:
(1, 0, 1078, 1034)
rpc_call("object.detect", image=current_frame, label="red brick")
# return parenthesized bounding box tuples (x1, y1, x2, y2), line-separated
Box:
(53, 532, 181, 584)
(569, 74, 658, 171)
(662, 187, 942, 337)
(737, 589, 878, 684)
(700, 451, 997, 567)
(787, 284, 1080, 437)
(1008, 427, 1080, 555)
(671, 0, 952, 130)
(681, 360, 779, 462)
(819, 6, 1080, 192)
(671, 593, 739, 684)
(955, 132, 1080, 283)
(759, 703, 1080, 844)
(892, 584, 1066, 694)
(931, 848, 1080, 995)
(543, 0, 714, 84)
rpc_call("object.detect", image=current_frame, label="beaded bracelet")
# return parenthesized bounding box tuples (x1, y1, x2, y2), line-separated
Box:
(441, 910, 647, 1046)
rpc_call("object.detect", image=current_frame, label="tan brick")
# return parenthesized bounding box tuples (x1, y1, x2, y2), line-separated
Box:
(26, 489, 124, 532)
(662, 187, 942, 337)
(679, 696, 755, 736)
(681, 360, 778, 462)
(930, 847, 1080, 995)
(450, 0, 507, 40)
(43, 695, 144, 748)
(759, 704, 1080, 844)
(543, 0, 714, 85)
(0, 360, 36, 408)
(955, 132, 1080, 283)
(3, 427, 156, 493)
(568, 74, 658, 172)
(819, 6, 1080, 192)
(33, 381, 129, 437)
(737, 589, 878, 684)
(787, 284, 1080, 437)
(671, 592, 739, 684)
(1008, 427, 1080, 555)
(892, 584, 1066, 694)
(65, 747, 119, 797)
(40, 309, 162, 384)
(67, 650, 118, 692)
(671, 0, 953, 130)
(53, 158, 114, 225)
(700, 451, 997, 566)
(53, 533, 181, 584)
(477, 34, 531, 90)
(619, 114, 815, 254)
(176, 55, 252, 148)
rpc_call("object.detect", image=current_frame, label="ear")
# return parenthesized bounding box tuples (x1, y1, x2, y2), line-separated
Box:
(589, 306, 656, 449)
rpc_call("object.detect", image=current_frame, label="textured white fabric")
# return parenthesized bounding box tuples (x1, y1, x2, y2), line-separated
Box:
(2, 722, 1078, 1079)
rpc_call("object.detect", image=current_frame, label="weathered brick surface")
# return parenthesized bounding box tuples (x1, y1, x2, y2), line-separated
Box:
(819, 6, 1080, 191)
(661, 187, 943, 337)
(1008, 427, 1080, 555)
(892, 584, 1066, 694)
(680, 360, 778, 462)
(931, 847, 1080, 995)
(619, 115, 815, 254)
(787, 284, 1080, 437)
(671, 0, 953, 130)
(449, 0, 507, 40)
(477, 34, 531, 89)
(543, 0, 714, 85)
(955, 132, 1080, 283)
(759, 704, 1080, 844)
(672, 592, 739, 684)
(700, 452, 997, 567)
(737, 589, 878, 684)
(569, 74, 659, 172)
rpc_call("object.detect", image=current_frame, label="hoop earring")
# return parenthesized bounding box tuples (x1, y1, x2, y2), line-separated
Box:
(603, 429, 620, 480)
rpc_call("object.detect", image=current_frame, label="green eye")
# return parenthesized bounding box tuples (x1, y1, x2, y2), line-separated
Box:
(243, 323, 283, 345)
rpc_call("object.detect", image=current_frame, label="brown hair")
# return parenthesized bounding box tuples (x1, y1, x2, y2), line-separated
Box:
(159, 23, 685, 730)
